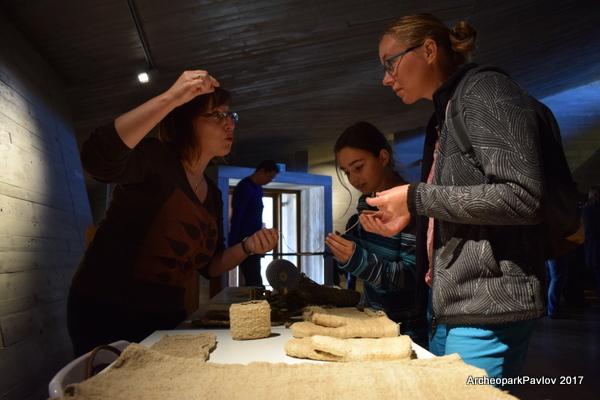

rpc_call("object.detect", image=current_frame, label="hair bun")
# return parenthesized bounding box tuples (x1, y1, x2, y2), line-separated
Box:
(450, 26, 466, 40)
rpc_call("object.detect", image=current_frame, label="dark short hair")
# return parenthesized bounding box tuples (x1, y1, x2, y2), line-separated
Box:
(256, 159, 280, 173)
(334, 121, 405, 185)
(158, 87, 232, 165)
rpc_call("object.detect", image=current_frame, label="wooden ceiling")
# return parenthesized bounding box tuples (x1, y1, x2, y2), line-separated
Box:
(2, 0, 600, 197)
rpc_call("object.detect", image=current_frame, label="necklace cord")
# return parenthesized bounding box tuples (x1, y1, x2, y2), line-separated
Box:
(278, 217, 361, 256)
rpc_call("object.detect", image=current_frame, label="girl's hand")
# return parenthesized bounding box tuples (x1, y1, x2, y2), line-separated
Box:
(246, 227, 279, 255)
(359, 210, 410, 237)
(166, 70, 221, 107)
(325, 233, 355, 264)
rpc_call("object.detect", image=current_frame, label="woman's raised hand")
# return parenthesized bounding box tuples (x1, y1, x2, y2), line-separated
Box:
(114, 70, 221, 149)
(167, 70, 220, 107)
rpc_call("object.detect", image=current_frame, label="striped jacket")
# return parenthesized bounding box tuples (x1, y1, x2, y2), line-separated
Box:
(407, 64, 548, 326)
(340, 195, 426, 324)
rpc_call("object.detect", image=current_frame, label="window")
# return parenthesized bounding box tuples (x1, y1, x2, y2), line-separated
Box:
(260, 190, 299, 287)
(218, 166, 332, 289)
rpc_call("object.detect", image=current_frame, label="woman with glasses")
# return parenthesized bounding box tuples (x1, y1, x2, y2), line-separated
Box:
(67, 71, 278, 357)
(360, 14, 546, 394)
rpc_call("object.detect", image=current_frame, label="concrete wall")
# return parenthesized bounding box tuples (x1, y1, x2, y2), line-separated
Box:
(0, 11, 92, 400)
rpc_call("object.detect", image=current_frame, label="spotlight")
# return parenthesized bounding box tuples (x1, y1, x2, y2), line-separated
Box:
(138, 72, 149, 83)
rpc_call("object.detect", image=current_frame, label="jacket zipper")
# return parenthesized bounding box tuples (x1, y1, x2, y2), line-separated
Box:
(430, 315, 437, 342)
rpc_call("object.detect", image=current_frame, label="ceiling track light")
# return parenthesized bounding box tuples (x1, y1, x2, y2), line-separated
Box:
(126, 0, 156, 82)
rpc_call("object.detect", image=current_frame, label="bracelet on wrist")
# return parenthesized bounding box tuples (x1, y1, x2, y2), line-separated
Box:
(241, 236, 254, 256)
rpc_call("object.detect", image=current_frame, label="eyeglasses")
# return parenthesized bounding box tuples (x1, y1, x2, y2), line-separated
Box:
(383, 43, 423, 74)
(200, 111, 239, 122)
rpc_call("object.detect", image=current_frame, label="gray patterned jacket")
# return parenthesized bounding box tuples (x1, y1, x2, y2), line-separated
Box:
(407, 64, 547, 326)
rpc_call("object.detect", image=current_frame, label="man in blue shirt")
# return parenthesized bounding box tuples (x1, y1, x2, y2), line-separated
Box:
(229, 160, 280, 286)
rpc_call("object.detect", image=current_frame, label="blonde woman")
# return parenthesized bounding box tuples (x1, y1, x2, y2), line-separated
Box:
(361, 14, 546, 394)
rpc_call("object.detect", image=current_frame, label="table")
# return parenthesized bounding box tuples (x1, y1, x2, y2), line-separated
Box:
(140, 325, 434, 364)
(144, 285, 435, 363)
(141, 326, 315, 364)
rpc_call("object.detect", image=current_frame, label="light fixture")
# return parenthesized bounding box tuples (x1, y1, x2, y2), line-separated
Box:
(128, 0, 156, 85)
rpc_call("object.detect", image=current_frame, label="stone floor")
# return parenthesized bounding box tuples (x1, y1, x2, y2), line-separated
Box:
(517, 289, 599, 400)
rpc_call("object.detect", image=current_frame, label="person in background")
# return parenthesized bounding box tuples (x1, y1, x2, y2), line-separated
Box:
(360, 14, 547, 394)
(228, 160, 280, 287)
(583, 184, 600, 300)
(563, 236, 589, 308)
(325, 121, 428, 347)
(68, 71, 278, 357)
(561, 189, 589, 309)
(545, 255, 571, 319)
